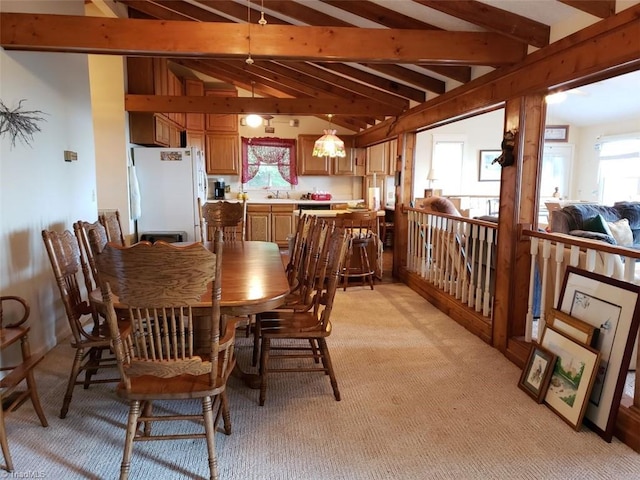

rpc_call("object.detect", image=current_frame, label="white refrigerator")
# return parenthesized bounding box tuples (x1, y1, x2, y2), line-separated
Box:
(131, 146, 207, 242)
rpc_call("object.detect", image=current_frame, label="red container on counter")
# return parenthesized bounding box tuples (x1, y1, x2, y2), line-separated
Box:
(311, 193, 332, 201)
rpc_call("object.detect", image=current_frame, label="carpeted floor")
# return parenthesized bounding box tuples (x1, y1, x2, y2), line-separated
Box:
(3, 283, 640, 479)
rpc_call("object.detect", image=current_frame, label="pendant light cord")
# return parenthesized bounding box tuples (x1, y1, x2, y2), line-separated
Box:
(246, 0, 254, 65)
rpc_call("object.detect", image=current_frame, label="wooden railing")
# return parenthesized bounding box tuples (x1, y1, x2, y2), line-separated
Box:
(405, 208, 638, 416)
(521, 228, 640, 410)
(406, 208, 498, 321)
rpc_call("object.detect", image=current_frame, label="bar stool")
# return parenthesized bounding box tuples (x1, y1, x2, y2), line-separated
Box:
(335, 211, 377, 290)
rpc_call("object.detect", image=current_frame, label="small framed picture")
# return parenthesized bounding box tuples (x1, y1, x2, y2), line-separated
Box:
(544, 125, 569, 142)
(518, 344, 557, 403)
(547, 308, 598, 347)
(541, 325, 601, 430)
(478, 150, 502, 182)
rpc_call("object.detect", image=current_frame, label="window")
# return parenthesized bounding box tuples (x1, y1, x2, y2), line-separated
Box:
(241, 137, 298, 189)
(431, 135, 464, 194)
(597, 135, 640, 204)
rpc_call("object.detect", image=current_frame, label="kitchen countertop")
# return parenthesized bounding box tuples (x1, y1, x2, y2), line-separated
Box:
(293, 209, 385, 217)
(206, 198, 364, 205)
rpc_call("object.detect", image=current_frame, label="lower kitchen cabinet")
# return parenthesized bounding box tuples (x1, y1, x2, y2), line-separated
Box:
(247, 204, 294, 247)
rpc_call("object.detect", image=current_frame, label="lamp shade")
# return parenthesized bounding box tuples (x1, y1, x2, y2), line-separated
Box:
(427, 168, 438, 181)
(312, 129, 346, 158)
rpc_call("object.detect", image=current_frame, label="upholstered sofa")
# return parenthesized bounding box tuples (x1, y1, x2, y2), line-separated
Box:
(549, 201, 640, 248)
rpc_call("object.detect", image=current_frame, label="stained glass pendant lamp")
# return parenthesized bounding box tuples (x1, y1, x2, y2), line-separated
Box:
(312, 115, 346, 158)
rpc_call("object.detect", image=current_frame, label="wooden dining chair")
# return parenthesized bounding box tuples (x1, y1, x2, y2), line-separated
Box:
(284, 214, 317, 287)
(94, 236, 236, 480)
(73, 220, 109, 299)
(200, 200, 246, 242)
(252, 218, 333, 366)
(0, 296, 48, 472)
(99, 210, 126, 246)
(41, 228, 123, 419)
(254, 228, 349, 406)
(335, 210, 379, 290)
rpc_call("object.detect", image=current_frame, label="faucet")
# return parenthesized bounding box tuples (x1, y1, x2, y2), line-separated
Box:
(268, 190, 280, 199)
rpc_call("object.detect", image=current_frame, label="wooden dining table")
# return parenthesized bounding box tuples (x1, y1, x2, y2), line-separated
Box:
(90, 240, 290, 386)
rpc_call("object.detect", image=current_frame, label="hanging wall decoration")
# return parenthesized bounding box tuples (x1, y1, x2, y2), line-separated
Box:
(0, 99, 48, 148)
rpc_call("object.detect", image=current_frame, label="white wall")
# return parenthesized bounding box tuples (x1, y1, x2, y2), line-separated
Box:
(413, 109, 505, 198)
(568, 118, 640, 202)
(0, 0, 96, 360)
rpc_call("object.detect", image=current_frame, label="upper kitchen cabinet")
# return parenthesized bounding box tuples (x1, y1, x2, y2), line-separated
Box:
(366, 142, 388, 175)
(332, 135, 359, 176)
(184, 78, 205, 132)
(127, 57, 183, 147)
(298, 133, 359, 176)
(298, 134, 331, 175)
(366, 138, 397, 176)
(205, 133, 239, 175)
(205, 87, 238, 133)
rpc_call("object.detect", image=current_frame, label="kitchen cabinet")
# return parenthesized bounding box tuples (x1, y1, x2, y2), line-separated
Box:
(298, 134, 358, 176)
(298, 134, 331, 175)
(185, 131, 205, 153)
(205, 133, 239, 175)
(129, 113, 181, 147)
(205, 88, 238, 132)
(184, 78, 204, 131)
(332, 135, 357, 176)
(366, 142, 388, 175)
(366, 138, 397, 175)
(127, 57, 183, 146)
(247, 204, 295, 247)
(167, 70, 184, 128)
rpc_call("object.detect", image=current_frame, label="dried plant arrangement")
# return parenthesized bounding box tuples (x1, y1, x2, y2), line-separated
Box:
(0, 99, 48, 148)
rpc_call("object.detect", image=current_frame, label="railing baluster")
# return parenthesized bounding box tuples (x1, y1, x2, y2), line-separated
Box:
(538, 239, 552, 336)
(526, 237, 539, 342)
(461, 222, 471, 304)
(468, 224, 478, 307)
(474, 226, 486, 312)
(482, 227, 493, 316)
(553, 242, 565, 309)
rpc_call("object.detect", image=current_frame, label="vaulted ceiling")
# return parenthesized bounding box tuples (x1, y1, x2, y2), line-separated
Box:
(115, 0, 614, 131)
(4, 0, 618, 131)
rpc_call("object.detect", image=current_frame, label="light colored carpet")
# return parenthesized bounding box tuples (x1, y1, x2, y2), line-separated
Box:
(3, 283, 640, 479)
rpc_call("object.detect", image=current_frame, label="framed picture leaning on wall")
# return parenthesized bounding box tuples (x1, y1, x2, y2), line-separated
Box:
(541, 325, 601, 430)
(519, 344, 557, 403)
(558, 266, 640, 441)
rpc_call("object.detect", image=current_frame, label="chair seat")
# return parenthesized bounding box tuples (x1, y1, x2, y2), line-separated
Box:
(258, 311, 331, 337)
(118, 371, 230, 400)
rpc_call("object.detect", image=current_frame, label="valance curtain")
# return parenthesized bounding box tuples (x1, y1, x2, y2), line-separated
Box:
(241, 137, 298, 185)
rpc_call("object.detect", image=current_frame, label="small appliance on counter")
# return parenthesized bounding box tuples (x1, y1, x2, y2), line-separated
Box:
(310, 192, 332, 201)
(213, 178, 225, 200)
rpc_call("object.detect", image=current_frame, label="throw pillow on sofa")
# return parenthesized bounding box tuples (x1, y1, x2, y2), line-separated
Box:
(583, 214, 613, 236)
(608, 218, 634, 246)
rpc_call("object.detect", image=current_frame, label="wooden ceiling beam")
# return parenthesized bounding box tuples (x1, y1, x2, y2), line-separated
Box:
(414, 0, 550, 48)
(177, 59, 366, 131)
(272, 61, 411, 109)
(315, 63, 426, 103)
(558, 1, 615, 18)
(0, 13, 525, 65)
(254, 0, 471, 85)
(362, 64, 445, 93)
(121, 0, 227, 22)
(124, 95, 401, 116)
(320, 0, 440, 30)
(134, 0, 469, 86)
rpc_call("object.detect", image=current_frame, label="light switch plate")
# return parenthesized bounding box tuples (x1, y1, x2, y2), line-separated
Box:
(64, 150, 78, 162)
